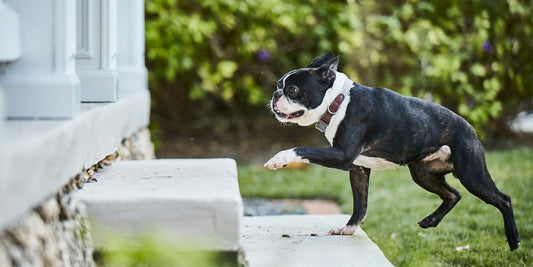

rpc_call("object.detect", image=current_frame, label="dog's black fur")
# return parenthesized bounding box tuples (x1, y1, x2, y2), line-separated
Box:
(266, 52, 520, 250)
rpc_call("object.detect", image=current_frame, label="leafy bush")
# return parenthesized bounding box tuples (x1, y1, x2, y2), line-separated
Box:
(146, 0, 533, 139)
(362, 0, 533, 139)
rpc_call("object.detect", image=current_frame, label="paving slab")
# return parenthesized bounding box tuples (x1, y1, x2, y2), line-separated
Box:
(74, 159, 242, 251)
(241, 215, 393, 267)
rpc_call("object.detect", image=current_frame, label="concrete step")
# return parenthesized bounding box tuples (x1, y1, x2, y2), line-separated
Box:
(241, 215, 393, 267)
(74, 159, 242, 251)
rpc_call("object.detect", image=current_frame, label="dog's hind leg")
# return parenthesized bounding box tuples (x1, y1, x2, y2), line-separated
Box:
(408, 161, 461, 228)
(329, 165, 370, 235)
(452, 141, 520, 250)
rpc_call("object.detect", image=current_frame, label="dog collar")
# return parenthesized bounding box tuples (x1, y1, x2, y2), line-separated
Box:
(315, 94, 345, 132)
(315, 79, 352, 132)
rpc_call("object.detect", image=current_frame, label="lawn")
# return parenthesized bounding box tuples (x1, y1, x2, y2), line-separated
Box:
(238, 147, 533, 266)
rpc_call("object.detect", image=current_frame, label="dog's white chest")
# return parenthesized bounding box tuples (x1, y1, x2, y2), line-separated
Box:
(352, 155, 399, 170)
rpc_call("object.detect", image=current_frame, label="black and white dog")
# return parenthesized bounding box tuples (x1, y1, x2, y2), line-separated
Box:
(264, 52, 520, 250)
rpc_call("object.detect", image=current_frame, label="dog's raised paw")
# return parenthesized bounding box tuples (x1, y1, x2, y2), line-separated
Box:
(328, 225, 356, 235)
(264, 151, 291, 170)
(264, 149, 308, 170)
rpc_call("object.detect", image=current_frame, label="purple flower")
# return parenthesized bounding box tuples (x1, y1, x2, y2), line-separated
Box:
(255, 50, 271, 62)
(482, 41, 493, 53)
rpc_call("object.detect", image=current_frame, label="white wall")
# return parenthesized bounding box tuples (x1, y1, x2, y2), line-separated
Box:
(0, 0, 150, 229)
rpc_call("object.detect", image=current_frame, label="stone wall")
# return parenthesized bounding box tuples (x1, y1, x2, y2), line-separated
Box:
(0, 128, 155, 266)
(117, 128, 155, 161)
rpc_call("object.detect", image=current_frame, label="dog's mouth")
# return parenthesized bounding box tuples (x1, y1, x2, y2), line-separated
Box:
(272, 102, 305, 120)
(276, 110, 305, 120)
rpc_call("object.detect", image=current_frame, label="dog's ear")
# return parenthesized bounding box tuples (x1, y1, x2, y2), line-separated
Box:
(316, 52, 341, 83)
(306, 52, 335, 68)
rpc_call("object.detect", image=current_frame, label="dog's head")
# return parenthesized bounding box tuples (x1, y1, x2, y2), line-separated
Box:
(270, 52, 341, 126)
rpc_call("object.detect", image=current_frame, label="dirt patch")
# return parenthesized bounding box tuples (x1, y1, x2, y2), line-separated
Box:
(243, 198, 342, 216)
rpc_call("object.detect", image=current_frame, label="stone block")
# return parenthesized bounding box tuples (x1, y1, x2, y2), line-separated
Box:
(241, 215, 393, 267)
(74, 159, 242, 251)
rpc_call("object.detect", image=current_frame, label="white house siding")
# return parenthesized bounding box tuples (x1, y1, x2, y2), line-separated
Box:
(0, 0, 151, 265)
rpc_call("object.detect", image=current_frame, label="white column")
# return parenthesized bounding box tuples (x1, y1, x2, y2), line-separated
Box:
(117, 0, 148, 93)
(0, 86, 4, 130)
(0, 0, 20, 120)
(76, 0, 119, 102)
(0, 0, 21, 62)
(0, 0, 17, 210)
(0, 0, 80, 119)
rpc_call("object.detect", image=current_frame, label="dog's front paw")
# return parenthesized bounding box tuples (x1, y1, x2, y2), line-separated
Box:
(328, 225, 357, 235)
(264, 149, 307, 170)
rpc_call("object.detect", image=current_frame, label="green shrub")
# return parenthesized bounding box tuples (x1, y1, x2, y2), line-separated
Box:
(146, 0, 533, 139)
(364, 0, 533, 139)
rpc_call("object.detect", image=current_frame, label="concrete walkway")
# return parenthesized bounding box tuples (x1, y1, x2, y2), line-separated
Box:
(74, 159, 393, 265)
(241, 215, 393, 267)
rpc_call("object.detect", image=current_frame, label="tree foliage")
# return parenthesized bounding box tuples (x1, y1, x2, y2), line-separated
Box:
(146, 0, 533, 139)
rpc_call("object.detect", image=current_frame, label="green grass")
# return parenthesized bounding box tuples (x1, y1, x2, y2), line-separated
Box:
(238, 147, 533, 266)
(94, 235, 237, 266)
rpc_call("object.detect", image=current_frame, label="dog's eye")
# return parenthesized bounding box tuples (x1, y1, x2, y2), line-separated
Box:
(287, 86, 299, 96)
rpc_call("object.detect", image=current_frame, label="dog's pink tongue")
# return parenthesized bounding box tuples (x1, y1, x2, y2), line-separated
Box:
(285, 114, 291, 119)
